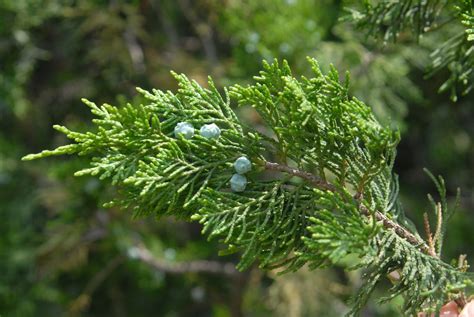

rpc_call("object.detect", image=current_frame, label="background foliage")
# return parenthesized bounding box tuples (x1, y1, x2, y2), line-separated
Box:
(1, 0, 473, 316)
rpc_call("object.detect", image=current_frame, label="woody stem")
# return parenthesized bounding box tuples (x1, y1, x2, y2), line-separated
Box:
(264, 161, 435, 257)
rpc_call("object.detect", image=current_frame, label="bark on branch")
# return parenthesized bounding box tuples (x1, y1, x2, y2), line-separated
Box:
(264, 161, 435, 257)
(130, 244, 240, 276)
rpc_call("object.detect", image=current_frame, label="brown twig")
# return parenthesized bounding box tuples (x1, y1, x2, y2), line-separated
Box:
(264, 161, 336, 192)
(130, 244, 240, 276)
(432, 202, 443, 252)
(264, 161, 435, 257)
(423, 212, 437, 257)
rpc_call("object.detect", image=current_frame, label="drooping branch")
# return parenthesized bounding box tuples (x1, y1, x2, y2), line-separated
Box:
(264, 161, 435, 257)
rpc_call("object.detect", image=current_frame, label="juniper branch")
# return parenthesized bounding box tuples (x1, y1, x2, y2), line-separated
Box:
(23, 58, 472, 315)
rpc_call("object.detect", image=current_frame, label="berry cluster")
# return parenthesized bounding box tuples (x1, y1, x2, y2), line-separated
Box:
(174, 122, 221, 140)
(230, 157, 251, 192)
(174, 122, 251, 193)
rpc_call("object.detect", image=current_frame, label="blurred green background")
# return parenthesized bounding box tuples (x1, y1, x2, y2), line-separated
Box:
(1, 1, 472, 316)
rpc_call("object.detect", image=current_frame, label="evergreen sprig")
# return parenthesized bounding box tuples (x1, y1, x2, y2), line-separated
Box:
(427, 0, 474, 100)
(345, 0, 446, 42)
(23, 58, 473, 315)
(346, 0, 474, 101)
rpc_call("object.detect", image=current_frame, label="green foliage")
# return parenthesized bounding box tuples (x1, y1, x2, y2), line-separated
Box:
(351, 231, 469, 315)
(197, 182, 313, 271)
(24, 58, 473, 315)
(346, 0, 446, 42)
(347, 0, 474, 101)
(231, 59, 399, 178)
(463, 1, 474, 42)
(302, 188, 377, 268)
(427, 0, 474, 100)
